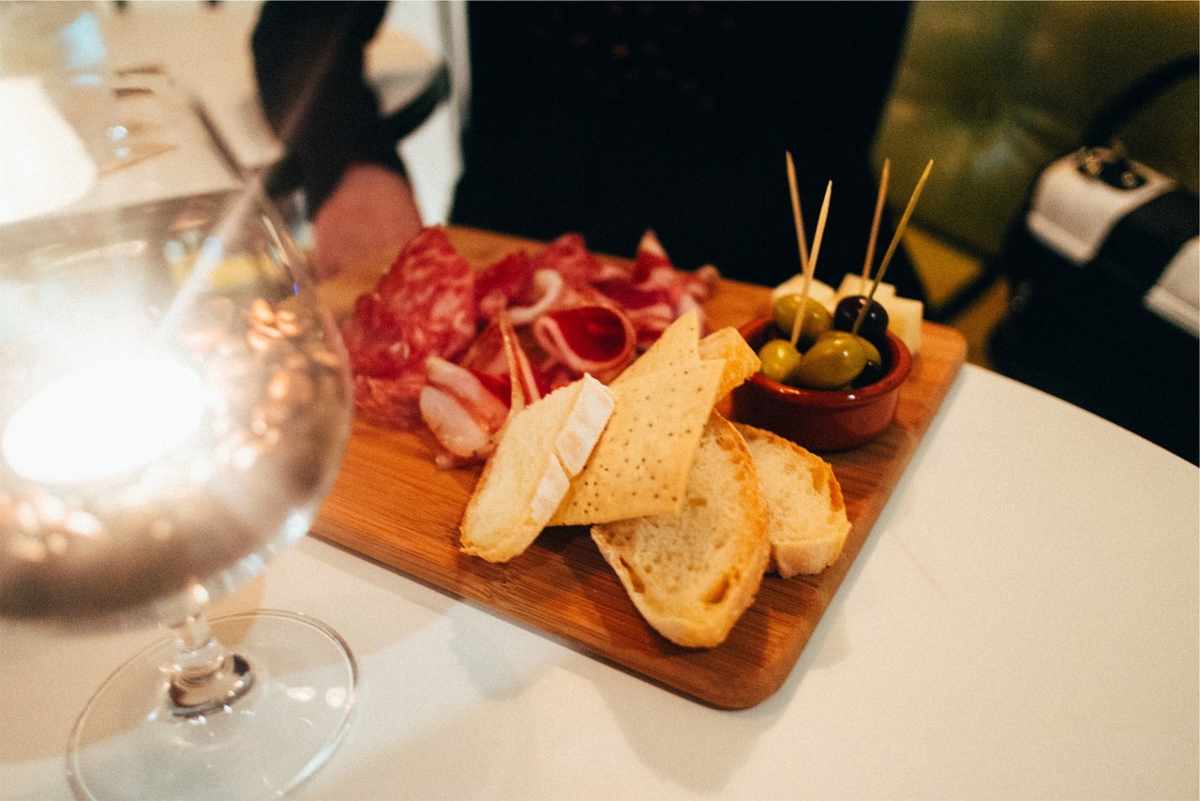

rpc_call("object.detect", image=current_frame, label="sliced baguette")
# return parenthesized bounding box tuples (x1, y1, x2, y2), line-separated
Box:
(460, 374, 613, 563)
(733, 423, 851, 577)
(591, 414, 770, 648)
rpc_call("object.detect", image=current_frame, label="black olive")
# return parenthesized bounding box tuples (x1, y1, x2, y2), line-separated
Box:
(833, 295, 889, 349)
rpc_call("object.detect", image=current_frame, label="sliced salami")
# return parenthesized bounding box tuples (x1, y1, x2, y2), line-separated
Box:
(343, 226, 720, 465)
(342, 227, 476, 424)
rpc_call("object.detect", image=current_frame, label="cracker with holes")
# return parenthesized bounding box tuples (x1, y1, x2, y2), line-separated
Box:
(610, 309, 701, 388)
(549, 358, 725, 526)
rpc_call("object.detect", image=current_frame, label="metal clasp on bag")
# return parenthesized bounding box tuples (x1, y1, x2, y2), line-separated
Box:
(1075, 141, 1148, 191)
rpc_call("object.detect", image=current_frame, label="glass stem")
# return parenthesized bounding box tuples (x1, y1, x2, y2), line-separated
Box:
(163, 586, 254, 716)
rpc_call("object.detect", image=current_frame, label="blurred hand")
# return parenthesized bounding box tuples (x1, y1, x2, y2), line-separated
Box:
(312, 163, 423, 280)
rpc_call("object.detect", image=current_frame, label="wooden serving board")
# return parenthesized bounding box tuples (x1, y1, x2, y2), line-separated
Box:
(312, 227, 967, 709)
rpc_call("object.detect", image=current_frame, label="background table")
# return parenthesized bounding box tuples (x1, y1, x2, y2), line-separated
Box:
(4, 363, 1196, 800)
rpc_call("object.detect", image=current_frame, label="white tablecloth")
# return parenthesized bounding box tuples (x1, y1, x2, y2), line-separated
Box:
(5, 365, 1197, 800)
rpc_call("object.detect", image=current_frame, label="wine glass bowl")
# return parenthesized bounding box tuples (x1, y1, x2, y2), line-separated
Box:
(0, 191, 352, 623)
(0, 190, 358, 800)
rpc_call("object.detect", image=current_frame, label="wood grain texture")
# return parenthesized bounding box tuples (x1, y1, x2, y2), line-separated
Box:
(312, 227, 967, 709)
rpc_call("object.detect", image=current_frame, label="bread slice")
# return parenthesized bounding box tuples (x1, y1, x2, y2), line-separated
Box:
(460, 374, 613, 563)
(591, 414, 770, 648)
(733, 423, 851, 577)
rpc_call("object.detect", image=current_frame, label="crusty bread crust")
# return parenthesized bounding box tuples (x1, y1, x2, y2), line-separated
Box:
(733, 423, 851, 577)
(461, 378, 603, 563)
(459, 416, 548, 563)
(591, 414, 770, 648)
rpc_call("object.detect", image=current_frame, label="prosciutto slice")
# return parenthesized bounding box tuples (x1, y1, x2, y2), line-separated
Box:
(425, 356, 509, 432)
(591, 231, 719, 347)
(343, 226, 719, 464)
(475, 251, 535, 321)
(530, 233, 600, 286)
(418, 386, 491, 463)
(507, 270, 565, 325)
(532, 306, 637, 381)
(419, 356, 512, 464)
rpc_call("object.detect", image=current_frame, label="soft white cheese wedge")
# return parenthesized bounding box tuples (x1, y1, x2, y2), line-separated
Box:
(529, 457, 570, 527)
(460, 374, 615, 563)
(554, 374, 616, 475)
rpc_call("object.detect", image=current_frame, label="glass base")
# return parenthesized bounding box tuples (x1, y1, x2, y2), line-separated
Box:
(67, 610, 357, 801)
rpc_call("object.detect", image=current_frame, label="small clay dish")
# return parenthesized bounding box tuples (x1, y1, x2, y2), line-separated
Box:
(731, 316, 912, 451)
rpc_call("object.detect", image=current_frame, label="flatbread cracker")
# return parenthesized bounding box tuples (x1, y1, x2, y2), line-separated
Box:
(550, 358, 725, 525)
(698, 327, 760, 400)
(611, 309, 700, 387)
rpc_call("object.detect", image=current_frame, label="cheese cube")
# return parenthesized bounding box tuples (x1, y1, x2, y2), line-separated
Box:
(834, 274, 896, 306)
(771, 275, 836, 311)
(885, 296, 923, 355)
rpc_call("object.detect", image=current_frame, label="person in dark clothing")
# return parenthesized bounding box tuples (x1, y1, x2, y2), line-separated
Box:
(253, 1, 923, 299)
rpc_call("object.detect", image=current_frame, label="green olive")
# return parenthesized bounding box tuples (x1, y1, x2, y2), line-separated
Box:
(757, 338, 803, 384)
(818, 330, 881, 364)
(818, 331, 886, 387)
(773, 294, 832, 348)
(793, 334, 867, 389)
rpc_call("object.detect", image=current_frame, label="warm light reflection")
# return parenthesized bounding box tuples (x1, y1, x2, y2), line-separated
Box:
(3, 355, 208, 485)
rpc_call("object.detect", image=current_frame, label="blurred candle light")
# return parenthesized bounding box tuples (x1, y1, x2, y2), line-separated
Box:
(3, 356, 208, 485)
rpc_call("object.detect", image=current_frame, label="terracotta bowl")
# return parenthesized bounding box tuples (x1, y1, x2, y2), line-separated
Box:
(731, 316, 913, 451)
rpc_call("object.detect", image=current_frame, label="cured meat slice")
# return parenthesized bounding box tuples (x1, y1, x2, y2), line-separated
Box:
(468, 368, 511, 404)
(343, 226, 719, 455)
(425, 356, 509, 432)
(498, 311, 541, 409)
(531, 233, 603, 287)
(457, 321, 506, 376)
(591, 231, 720, 347)
(419, 355, 520, 464)
(532, 305, 636, 381)
(418, 386, 491, 461)
(342, 227, 476, 423)
(507, 270, 564, 325)
(354, 373, 426, 428)
(475, 251, 535, 321)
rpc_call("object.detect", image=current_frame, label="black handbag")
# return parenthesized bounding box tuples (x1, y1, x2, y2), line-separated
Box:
(989, 55, 1199, 464)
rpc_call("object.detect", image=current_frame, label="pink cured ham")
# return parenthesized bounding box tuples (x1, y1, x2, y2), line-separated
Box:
(532, 306, 637, 382)
(591, 231, 720, 347)
(342, 228, 476, 425)
(419, 357, 510, 463)
(424, 357, 509, 432)
(475, 251, 535, 321)
(530, 233, 600, 287)
(343, 226, 720, 462)
(457, 320, 565, 396)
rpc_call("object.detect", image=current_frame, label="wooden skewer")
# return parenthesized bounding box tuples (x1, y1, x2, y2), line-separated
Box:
(853, 159, 933, 336)
(790, 180, 833, 346)
(861, 158, 890, 282)
(785, 151, 810, 274)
